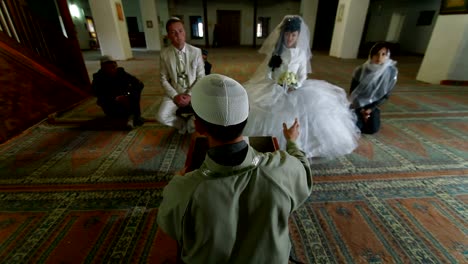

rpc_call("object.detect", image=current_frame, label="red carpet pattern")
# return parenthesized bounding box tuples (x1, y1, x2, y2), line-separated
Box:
(0, 123, 190, 186)
(0, 189, 169, 263)
(290, 176, 467, 263)
(1, 116, 466, 185)
(310, 116, 468, 180)
(0, 176, 465, 263)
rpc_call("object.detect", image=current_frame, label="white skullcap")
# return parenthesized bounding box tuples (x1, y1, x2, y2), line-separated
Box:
(191, 74, 249, 126)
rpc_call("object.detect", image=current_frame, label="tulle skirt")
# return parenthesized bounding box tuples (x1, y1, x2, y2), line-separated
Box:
(243, 79, 360, 158)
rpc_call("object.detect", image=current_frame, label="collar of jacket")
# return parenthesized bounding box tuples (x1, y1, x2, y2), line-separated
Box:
(199, 146, 263, 177)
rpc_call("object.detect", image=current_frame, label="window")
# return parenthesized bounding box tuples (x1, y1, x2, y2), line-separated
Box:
(256, 17, 270, 38)
(86, 17, 97, 38)
(190, 16, 204, 39)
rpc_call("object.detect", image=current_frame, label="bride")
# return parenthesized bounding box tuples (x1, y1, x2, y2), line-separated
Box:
(243, 15, 360, 158)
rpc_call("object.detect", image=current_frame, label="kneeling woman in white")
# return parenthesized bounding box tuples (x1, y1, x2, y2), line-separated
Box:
(243, 15, 360, 158)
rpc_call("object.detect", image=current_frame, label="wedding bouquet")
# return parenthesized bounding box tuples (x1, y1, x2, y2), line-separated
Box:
(278, 71, 297, 87)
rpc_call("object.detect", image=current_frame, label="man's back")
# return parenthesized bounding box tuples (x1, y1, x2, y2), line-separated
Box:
(157, 143, 312, 263)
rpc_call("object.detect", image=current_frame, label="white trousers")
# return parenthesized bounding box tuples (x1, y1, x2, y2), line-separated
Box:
(156, 97, 194, 133)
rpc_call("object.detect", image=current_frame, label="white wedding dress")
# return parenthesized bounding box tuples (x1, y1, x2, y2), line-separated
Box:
(243, 47, 360, 158)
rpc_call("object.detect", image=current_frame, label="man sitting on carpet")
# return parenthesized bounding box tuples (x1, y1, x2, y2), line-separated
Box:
(92, 56, 145, 127)
(157, 74, 313, 263)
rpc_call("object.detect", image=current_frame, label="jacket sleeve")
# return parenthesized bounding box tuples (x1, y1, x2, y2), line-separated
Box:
(284, 140, 313, 211)
(194, 48, 205, 82)
(294, 56, 308, 89)
(160, 51, 179, 99)
(128, 73, 144, 91)
(91, 73, 103, 97)
(121, 69, 144, 93)
(91, 73, 114, 105)
(157, 175, 198, 242)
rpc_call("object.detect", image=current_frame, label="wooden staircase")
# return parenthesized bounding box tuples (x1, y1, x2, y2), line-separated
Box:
(0, 0, 91, 143)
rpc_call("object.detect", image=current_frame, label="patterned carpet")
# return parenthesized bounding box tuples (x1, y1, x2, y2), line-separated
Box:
(0, 189, 167, 263)
(311, 116, 468, 176)
(0, 48, 467, 263)
(290, 176, 467, 263)
(0, 123, 190, 185)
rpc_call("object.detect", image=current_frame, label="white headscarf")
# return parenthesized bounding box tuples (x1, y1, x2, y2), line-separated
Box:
(350, 47, 397, 109)
(247, 15, 312, 83)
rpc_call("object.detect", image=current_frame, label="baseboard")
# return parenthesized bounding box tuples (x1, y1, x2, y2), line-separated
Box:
(440, 80, 468, 86)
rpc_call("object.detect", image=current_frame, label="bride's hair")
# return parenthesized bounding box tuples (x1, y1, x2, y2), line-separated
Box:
(268, 16, 302, 70)
(282, 16, 301, 33)
(369, 42, 391, 58)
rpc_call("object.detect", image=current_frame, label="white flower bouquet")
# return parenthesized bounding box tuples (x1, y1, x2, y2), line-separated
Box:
(277, 71, 297, 87)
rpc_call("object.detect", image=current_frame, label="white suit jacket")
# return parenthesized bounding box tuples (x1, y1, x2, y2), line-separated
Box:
(160, 44, 205, 99)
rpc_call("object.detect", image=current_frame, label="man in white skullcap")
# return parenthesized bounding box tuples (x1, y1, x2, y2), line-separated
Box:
(157, 74, 313, 263)
(156, 17, 205, 134)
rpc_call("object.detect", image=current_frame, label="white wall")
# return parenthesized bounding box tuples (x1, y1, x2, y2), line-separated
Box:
(449, 24, 468, 80)
(386, 12, 405, 42)
(417, 14, 468, 83)
(365, 0, 441, 54)
(140, 0, 161, 50)
(330, 0, 369, 59)
(89, 0, 133, 60)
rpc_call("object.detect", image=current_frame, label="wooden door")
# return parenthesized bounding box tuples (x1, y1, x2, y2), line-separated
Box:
(216, 10, 241, 46)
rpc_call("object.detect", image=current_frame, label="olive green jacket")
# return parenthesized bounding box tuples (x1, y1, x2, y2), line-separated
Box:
(157, 140, 313, 263)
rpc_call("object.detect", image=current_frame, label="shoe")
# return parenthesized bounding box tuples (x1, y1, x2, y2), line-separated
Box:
(126, 118, 134, 130)
(186, 117, 196, 134)
(133, 116, 146, 127)
(178, 125, 187, 134)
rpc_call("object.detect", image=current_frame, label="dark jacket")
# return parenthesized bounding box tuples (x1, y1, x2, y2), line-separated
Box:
(92, 67, 143, 107)
(204, 61, 212, 75)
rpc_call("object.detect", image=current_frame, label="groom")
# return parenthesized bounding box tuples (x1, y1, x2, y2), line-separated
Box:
(156, 17, 205, 134)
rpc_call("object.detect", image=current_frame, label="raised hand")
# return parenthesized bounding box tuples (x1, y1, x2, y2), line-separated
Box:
(282, 118, 300, 142)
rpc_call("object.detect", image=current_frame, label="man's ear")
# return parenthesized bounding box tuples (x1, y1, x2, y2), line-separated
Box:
(194, 118, 206, 135)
